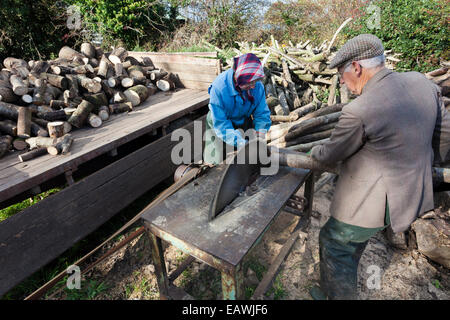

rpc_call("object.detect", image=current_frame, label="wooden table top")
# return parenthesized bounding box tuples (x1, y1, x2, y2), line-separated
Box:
(142, 163, 310, 267)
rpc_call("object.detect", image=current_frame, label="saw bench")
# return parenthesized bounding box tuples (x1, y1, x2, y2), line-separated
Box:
(141, 163, 313, 300)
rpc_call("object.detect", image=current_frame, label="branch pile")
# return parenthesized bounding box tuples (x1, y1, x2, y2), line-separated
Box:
(0, 43, 177, 161)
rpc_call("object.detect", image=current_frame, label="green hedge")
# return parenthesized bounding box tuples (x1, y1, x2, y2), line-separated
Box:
(344, 0, 449, 72)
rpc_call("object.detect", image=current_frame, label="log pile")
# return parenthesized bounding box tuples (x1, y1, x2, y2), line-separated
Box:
(425, 62, 450, 110)
(0, 43, 176, 160)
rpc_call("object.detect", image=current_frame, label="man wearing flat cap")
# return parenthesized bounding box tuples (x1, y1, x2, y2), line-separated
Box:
(308, 34, 450, 300)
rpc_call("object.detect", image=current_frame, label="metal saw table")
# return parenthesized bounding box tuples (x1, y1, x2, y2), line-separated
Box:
(141, 164, 313, 300)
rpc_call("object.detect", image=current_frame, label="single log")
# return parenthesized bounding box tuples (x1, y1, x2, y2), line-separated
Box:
(65, 74, 79, 98)
(293, 103, 345, 126)
(150, 69, 168, 81)
(97, 56, 110, 78)
(31, 61, 50, 74)
(18, 147, 47, 162)
(141, 56, 154, 67)
(76, 75, 102, 93)
(109, 102, 132, 114)
(271, 147, 338, 173)
(25, 136, 57, 149)
(21, 94, 33, 104)
(88, 113, 102, 128)
(0, 120, 17, 136)
(265, 82, 277, 98)
(275, 87, 290, 115)
(0, 135, 13, 158)
(276, 129, 333, 148)
(68, 100, 94, 128)
(327, 75, 339, 106)
(47, 134, 73, 155)
(127, 65, 145, 78)
(49, 100, 67, 109)
(287, 138, 330, 152)
(109, 47, 128, 64)
(101, 80, 115, 99)
(10, 75, 28, 95)
(425, 67, 448, 79)
(39, 73, 68, 90)
(290, 101, 320, 118)
(314, 78, 333, 85)
(3, 57, 28, 70)
(17, 106, 32, 138)
(89, 58, 99, 68)
(113, 91, 127, 103)
(31, 117, 48, 128)
(156, 78, 175, 92)
(0, 85, 17, 103)
(121, 77, 134, 88)
(36, 109, 67, 122)
(97, 105, 110, 121)
(125, 56, 140, 66)
(50, 65, 73, 75)
(146, 83, 158, 96)
(340, 84, 350, 103)
(80, 43, 96, 58)
(122, 76, 147, 88)
(95, 47, 104, 60)
(266, 95, 279, 109)
(47, 121, 65, 138)
(123, 85, 149, 107)
(440, 78, 450, 96)
(13, 138, 28, 150)
(284, 112, 342, 141)
(30, 122, 48, 137)
(63, 121, 72, 134)
(295, 73, 315, 83)
(45, 85, 63, 100)
(58, 46, 83, 61)
(270, 114, 298, 122)
(84, 92, 108, 108)
(114, 63, 124, 77)
(281, 59, 301, 109)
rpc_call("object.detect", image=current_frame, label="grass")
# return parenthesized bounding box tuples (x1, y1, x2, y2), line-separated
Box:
(64, 279, 110, 300)
(0, 188, 62, 222)
(267, 274, 287, 300)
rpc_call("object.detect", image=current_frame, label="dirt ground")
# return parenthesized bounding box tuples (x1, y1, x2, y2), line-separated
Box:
(47, 173, 450, 300)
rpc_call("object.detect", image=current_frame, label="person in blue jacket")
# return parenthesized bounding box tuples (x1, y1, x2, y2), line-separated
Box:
(204, 53, 272, 164)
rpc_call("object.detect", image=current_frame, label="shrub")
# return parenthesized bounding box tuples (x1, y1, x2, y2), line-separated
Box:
(343, 0, 449, 72)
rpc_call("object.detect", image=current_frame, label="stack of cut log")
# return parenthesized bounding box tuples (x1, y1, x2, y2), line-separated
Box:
(425, 61, 450, 110)
(0, 43, 177, 161)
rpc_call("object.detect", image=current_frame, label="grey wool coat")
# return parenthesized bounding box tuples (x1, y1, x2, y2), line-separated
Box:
(311, 68, 450, 232)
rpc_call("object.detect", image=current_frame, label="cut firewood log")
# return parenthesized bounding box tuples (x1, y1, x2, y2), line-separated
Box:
(36, 109, 67, 122)
(109, 47, 128, 64)
(17, 106, 32, 138)
(141, 56, 154, 67)
(31, 122, 48, 137)
(95, 47, 104, 60)
(287, 138, 330, 152)
(125, 56, 140, 66)
(156, 78, 175, 92)
(13, 66, 30, 79)
(49, 100, 67, 109)
(0, 85, 17, 103)
(281, 59, 301, 109)
(25, 136, 57, 149)
(47, 121, 65, 138)
(31, 117, 48, 129)
(80, 43, 96, 58)
(63, 121, 72, 134)
(0, 119, 17, 136)
(84, 92, 108, 109)
(101, 80, 115, 99)
(275, 129, 334, 148)
(114, 63, 124, 77)
(283, 112, 341, 142)
(21, 94, 32, 104)
(76, 75, 102, 93)
(39, 73, 68, 90)
(150, 69, 168, 81)
(109, 102, 132, 114)
(88, 113, 102, 128)
(327, 75, 339, 106)
(0, 101, 19, 120)
(58, 46, 84, 61)
(0, 135, 13, 158)
(18, 147, 47, 162)
(31, 61, 50, 74)
(10, 75, 28, 95)
(146, 83, 158, 96)
(47, 134, 73, 155)
(122, 76, 147, 88)
(293, 103, 345, 125)
(3, 57, 28, 70)
(113, 91, 127, 103)
(13, 138, 28, 151)
(97, 56, 110, 78)
(65, 74, 79, 98)
(266, 95, 279, 109)
(440, 78, 450, 96)
(290, 101, 320, 119)
(124, 85, 149, 106)
(50, 65, 74, 75)
(45, 85, 63, 100)
(127, 65, 145, 78)
(275, 88, 290, 115)
(89, 58, 99, 68)
(97, 105, 110, 121)
(425, 67, 448, 79)
(68, 100, 94, 128)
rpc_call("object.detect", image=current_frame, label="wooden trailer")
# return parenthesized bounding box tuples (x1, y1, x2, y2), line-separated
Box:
(0, 52, 220, 297)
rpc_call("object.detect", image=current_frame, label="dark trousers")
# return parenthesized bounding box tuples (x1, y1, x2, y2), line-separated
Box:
(318, 203, 390, 299)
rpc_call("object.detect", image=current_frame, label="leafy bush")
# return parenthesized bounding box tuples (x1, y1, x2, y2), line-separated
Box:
(344, 0, 449, 72)
(64, 0, 182, 51)
(0, 1, 73, 61)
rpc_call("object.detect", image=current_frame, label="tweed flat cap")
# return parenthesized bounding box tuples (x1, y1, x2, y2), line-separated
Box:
(329, 34, 384, 69)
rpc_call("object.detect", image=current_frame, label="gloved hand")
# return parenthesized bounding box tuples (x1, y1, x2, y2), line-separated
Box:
(306, 149, 312, 156)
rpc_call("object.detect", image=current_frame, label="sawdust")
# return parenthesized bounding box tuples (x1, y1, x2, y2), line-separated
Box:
(48, 174, 450, 300)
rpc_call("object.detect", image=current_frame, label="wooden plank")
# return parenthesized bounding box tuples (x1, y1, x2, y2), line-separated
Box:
(0, 89, 209, 204)
(128, 52, 219, 66)
(0, 115, 206, 296)
(130, 51, 217, 58)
